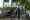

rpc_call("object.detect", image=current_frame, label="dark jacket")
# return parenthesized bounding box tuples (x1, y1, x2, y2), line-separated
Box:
(18, 8, 20, 18)
(18, 8, 20, 14)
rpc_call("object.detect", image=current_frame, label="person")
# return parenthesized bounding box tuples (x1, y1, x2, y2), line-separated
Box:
(20, 7, 24, 15)
(18, 8, 20, 18)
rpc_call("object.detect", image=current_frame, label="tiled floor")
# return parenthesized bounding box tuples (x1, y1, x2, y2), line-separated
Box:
(0, 14, 18, 20)
(0, 18, 18, 20)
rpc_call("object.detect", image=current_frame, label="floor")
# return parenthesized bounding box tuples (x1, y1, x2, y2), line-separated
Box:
(0, 18, 18, 20)
(0, 14, 18, 20)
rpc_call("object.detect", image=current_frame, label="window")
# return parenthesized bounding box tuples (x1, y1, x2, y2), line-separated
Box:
(28, 0, 30, 2)
(4, 0, 9, 2)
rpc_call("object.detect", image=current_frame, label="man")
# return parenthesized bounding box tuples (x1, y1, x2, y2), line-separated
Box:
(18, 8, 20, 18)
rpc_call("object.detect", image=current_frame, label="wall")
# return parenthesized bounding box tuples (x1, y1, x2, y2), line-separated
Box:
(9, 0, 12, 5)
(26, 10, 30, 16)
(0, 0, 3, 8)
